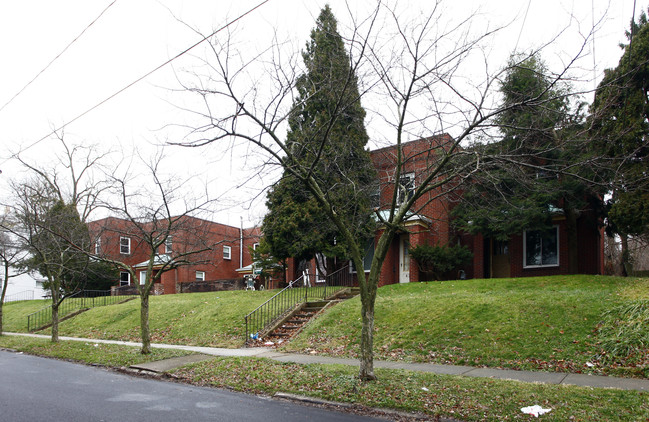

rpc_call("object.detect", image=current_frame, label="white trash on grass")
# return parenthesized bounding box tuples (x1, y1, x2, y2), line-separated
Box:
(521, 405, 552, 417)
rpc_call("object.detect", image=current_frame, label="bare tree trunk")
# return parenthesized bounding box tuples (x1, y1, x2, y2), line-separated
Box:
(357, 229, 394, 380)
(50, 284, 60, 342)
(359, 286, 376, 380)
(140, 291, 151, 354)
(0, 263, 8, 335)
(0, 297, 4, 335)
(51, 304, 59, 343)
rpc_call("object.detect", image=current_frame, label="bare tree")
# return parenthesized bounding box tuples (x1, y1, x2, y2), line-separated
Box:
(2, 135, 110, 342)
(178, 2, 599, 380)
(87, 150, 223, 354)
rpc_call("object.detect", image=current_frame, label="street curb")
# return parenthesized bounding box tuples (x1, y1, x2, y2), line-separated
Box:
(273, 392, 459, 421)
(273, 392, 352, 408)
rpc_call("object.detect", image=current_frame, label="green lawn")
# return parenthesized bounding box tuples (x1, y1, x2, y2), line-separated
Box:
(2, 299, 52, 332)
(3, 275, 648, 377)
(2, 289, 278, 347)
(284, 275, 649, 378)
(0, 335, 192, 367)
(55, 289, 280, 347)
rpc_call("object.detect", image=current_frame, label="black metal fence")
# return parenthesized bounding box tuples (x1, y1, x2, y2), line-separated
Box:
(27, 290, 136, 332)
(244, 266, 354, 343)
(3, 290, 36, 303)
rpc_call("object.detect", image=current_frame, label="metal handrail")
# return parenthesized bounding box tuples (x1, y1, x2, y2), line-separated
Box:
(26, 290, 135, 332)
(244, 275, 305, 343)
(244, 265, 354, 344)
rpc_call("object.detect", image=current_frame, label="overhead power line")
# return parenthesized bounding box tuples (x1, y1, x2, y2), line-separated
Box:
(6, 0, 271, 164)
(514, 0, 532, 53)
(0, 0, 118, 114)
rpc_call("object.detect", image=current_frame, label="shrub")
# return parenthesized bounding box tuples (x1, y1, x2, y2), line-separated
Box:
(409, 243, 473, 280)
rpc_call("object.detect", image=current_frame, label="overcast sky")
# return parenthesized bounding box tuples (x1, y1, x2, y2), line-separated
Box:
(0, 0, 639, 226)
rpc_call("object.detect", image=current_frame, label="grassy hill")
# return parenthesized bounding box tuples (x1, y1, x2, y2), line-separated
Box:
(285, 275, 649, 377)
(4, 289, 278, 348)
(3, 275, 648, 377)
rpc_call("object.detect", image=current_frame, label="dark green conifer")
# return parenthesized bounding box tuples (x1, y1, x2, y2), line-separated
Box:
(263, 5, 375, 269)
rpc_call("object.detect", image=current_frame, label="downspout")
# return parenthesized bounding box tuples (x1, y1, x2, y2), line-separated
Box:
(240, 216, 244, 269)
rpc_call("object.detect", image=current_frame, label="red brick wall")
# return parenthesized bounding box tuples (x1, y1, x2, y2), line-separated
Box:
(368, 136, 603, 281)
(377, 234, 399, 286)
(271, 135, 604, 284)
(508, 225, 570, 278)
(370, 136, 460, 285)
(371, 136, 456, 250)
(88, 216, 261, 293)
(576, 214, 604, 275)
(492, 213, 603, 279)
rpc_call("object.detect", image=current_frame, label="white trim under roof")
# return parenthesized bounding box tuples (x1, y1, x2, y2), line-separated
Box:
(133, 254, 174, 268)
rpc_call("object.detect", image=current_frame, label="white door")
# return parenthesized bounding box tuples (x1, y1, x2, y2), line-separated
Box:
(399, 235, 410, 283)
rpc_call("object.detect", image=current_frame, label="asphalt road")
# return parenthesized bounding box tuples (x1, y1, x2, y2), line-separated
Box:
(0, 350, 385, 422)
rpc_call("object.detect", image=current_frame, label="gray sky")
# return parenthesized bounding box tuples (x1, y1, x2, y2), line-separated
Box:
(0, 0, 639, 226)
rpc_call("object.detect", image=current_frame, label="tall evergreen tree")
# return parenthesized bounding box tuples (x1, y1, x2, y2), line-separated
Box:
(453, 55, 595, 273)
(591, 10, 649, 274)
(262, 5, 375, 271)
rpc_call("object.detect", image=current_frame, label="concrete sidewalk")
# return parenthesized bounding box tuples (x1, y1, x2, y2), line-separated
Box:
(7, 332, 649, 392)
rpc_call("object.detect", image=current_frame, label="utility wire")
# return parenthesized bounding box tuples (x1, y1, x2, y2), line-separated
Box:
(4, 0, 271, 164)
(592, 0, 596, 91)
(514, 0, 532, 53)
(0, 0, 118, 114)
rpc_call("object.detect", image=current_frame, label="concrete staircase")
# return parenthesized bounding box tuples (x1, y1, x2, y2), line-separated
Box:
(249, 288, 358, 347)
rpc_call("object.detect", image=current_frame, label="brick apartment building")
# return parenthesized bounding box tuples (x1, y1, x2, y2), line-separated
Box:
(88, 216, 260, 294)
(285, 135, 604, 286)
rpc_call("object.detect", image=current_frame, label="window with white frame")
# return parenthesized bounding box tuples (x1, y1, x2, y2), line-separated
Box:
(165, 236, 172, 254)
(397, 173, 415, 204)
(119, 271, 130, 286)
(350, 238, 375, 273)
(94, 237, 101, 255)
(139, 271, 147, 285)
(223, 245, 232, 260)
(253, 243, 259, 250)
(195, 271, 205, 281)
(120, 236, 131, 255)
(524, 226, 559, 268)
